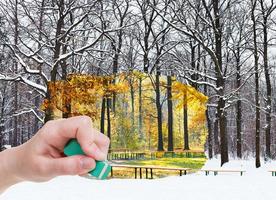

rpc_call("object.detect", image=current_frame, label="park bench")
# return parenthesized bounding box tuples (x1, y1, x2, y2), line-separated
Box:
(108, 152, 146, 160)
(150, 150, 205, 159)
(268, 170, 276, 176)
(110, 164, 192, 179)
(200, 169, 246, 176)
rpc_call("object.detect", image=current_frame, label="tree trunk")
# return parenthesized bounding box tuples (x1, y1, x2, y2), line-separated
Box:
(138, 77, 143, 140)
(213, 0, 228, 166)
(19, 115, 23, 144)
(44, 84, 55, 123)
(190, 41, 198, 89)
(28, 113, 32, 140)
(0, 118, 4, 150)
(236, 48, 242, 159)
(51, 0, 65, 83)
(206, 109, 213, 159)
(13, 84, 18, 146)
(218, 98, 228, 166)
(34, 89, 40, 132)
(183, 90, 189, 150)
(34, 0, 45, 131)
(156, 73, 164, 151)
(251, 0, 261, 168)
(13, 0, 19, 147)
(213, 114, 219, 155)
(8, 120, 12, 145)
(236, 98, 242, 158)
(130, 80, 135, 127)
(62, 101, 71, 118)
(0, 97, 5, 150)
(262, 15, 272, 160)
(203, 56, 213, 158)
(111, 7, 125, 113)
(100, 97, 106, 134)
(167, 75, 173, 151)
(107, 97, 111, 150)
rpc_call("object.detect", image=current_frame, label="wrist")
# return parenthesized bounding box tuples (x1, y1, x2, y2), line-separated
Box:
(0, 147, 24, 193)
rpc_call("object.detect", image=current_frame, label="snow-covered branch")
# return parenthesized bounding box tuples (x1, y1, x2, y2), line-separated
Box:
(10, 108, 44, 123)
(0, 74, 47, 96)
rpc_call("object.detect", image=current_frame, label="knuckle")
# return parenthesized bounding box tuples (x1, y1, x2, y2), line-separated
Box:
(79, 116, 92, 126)
(38, 120, 57, 138)
(103, 135, 110, 145)
(44, 120, 55, 129)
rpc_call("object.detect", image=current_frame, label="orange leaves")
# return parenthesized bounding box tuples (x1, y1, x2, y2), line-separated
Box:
(172, 82, 208, 106)
(41, 73, 130, 118)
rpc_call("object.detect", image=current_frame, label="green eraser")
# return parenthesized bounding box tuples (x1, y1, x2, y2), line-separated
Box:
(64, 139, 111, 180)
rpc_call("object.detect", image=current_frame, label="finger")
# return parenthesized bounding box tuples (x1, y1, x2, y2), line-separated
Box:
(48, 155, 96, 176)
(91, 129, 110, 156)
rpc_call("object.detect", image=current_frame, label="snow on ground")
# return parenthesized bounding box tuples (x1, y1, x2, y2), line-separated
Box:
(1, 159, 276, 200)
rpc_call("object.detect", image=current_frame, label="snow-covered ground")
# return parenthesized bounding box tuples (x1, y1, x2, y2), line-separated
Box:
(1, 159, 276, 200)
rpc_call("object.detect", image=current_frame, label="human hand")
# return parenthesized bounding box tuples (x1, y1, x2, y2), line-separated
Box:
(0, 116, 110, 192)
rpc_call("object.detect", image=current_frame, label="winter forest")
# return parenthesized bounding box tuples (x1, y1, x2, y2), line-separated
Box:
(0, 0, 276, 168)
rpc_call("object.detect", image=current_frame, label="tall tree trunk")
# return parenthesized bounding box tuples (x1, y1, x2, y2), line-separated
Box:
(138, 77, 143, 140)
(111, 4, 126, 113)
(107, 97, 111, 150)
(13, 0, 19, 146)
(112, 52, 118, 113)
(20, 115, 23, 144)
(213, 114, 219, 155)
(8, 120, 12, 145)
(167, 75, 173, 151)
(34, 0, 45, 130)
(190, 41, 198, 89)
(100, 97, 106, 134)
(218, 98, 228, 166)
(251, 0, 261, 168)
(156, 73, 164, 151)
(130, 80, 135, 127)
(34, 91, 40, 132)
(262, 14, 272, 160)
(236, 48, 242, 159)
(0, 97, 5, 150)
(206, 109, 213, 159)
(28, 113, 31, 140)
(236, 99, 242, 158)
(45, 0, 65, 123)
(203, 57, 213, 158)
(61, 40, 70, 118)
(183, 90, 189, 150)
(0, 119, 4, 150)
(213, 0, 228, 166)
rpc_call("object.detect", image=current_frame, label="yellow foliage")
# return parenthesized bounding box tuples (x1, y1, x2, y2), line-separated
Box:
(172, 82, 208, 106)
(42, 71, 208, 151)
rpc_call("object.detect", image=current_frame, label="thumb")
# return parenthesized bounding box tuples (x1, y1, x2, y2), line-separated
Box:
(49, 155, 96, 176)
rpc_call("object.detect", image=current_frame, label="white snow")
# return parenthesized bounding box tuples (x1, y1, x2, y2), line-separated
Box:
(1, 159, 276, 200)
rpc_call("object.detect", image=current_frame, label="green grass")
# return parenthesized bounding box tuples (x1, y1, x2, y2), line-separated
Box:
(119, 157, 206, 169)
(111, 157, 206, 179)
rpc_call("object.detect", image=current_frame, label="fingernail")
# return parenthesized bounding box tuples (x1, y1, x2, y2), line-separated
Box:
(80, 157, 94, 169)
